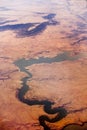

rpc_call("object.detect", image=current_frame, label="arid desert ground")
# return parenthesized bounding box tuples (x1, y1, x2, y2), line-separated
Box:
(0, 0, 87, 130)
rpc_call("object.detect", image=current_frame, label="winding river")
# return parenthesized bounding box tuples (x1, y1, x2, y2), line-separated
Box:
(14, 51, 82, 130)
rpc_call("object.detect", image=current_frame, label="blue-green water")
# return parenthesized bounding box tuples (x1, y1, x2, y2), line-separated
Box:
(14, 51, 84, 130)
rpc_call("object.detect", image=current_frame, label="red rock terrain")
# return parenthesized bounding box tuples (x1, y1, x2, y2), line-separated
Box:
(0, 0, 87, 130)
